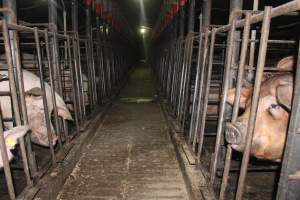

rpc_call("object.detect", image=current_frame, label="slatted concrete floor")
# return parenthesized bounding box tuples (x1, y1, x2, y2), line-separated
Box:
(57, 65, 189, 200)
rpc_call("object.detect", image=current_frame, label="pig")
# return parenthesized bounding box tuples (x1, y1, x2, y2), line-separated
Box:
(225, 56, 294, 161)
(0, 126, 29, 168)
(0, 70, 72, 147)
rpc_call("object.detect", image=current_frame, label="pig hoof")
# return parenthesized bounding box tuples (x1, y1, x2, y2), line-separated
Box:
(225, 123, 242, 145)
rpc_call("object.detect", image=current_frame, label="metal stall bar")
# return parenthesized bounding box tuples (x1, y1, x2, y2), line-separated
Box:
(196, 28, 216, 161)
(0, 113, 15, 199)
(235, 7, 271, 200)
(181, 33, 197, 129)
(192, 29, 210, 151)
(188, 16, 203, 144)
(209, 12, 239, 198)
(2, 20, 36, 185)
(72, 36, 86, 125)
(33, 27, 56, 164)
(276, 38, 300, 200)
(1, 19, 17, 200)
(217, 11, 251, 199)
(53, 31, 70, 143)
(66, 37, 80, 136)
(44, 29, 63, 148)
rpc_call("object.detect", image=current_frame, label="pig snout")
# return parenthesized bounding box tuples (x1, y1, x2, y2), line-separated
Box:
(225, 120, 247, 146)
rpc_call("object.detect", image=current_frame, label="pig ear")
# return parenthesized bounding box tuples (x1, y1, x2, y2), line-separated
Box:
(227, 87, 253, 108)
(55, 94, 73, 121)
(25, 87, 42, 96)
(276, 56, 294, 71)
(277, 84, 293, 110)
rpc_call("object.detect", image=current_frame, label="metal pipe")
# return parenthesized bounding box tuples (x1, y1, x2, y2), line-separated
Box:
(34, 28, 56, 164)
(209, 13, 238, 188)
(179, 4, 185, 38)
(187, 0, 195, 33)
(197, 28, 216, 161)
(235, 7, 271, 200)
(202, 0, 212, 27)
(72, 0, 78, 31)
(248, 0, 259, 80)
(48, 0, 57, 30)
(188, 15, 203, 143)
(193, 29, 210, 150)
(44, 29, 63, 149)
(2, 19, 16, 200)
(217, 12, 252, 199)
(216, 0, 300, 33)
(66, 37, 80, 135)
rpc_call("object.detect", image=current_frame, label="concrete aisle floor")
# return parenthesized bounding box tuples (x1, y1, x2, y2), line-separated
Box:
(57, 64, 189, 200)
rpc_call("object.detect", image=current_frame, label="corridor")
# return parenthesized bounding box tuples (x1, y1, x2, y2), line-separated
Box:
(57, 64, 190, 200)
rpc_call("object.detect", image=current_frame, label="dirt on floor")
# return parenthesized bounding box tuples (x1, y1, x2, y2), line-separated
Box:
(57, 64, 190, 200)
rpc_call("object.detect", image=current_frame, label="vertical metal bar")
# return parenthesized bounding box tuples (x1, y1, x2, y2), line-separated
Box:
(3, 0, 35, 183)
(202, 0, 211, 27)
(248, 0, 259, 81)
(217, 12, 252, 199)
(210, 14, 237, 189)
(276, 40, 300, 200)
(44, 29, 63, 149)
(197, 28, 216, 162)
(67, 37, 80, 135)
(71, 37, 83, 127)
(192, 29, 209, 150)
(235, 7, 271, 200)
(2, 19, 17, 200)
(187, 0, 195, 33)
(34, 28, 56, 164)
(188, 21, 203, 143)
(72, 0, 78, 31)
(0, 114, 15, 199)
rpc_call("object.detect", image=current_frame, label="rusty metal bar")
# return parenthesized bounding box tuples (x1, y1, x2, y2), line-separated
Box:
(2, 19, 34, 188)
(0, 114, 15, 199)
(33, 27, 56, 164)
(66, 37, 80, 135)
(215, 0, 300, 33)
(217, 11, 252, 199)
(235, 7, 271, 200)
(44, 29, 63, 149)
(197, 28, 216, 161)
(210, 14, 238, 190)
(192, 30, 210, 150)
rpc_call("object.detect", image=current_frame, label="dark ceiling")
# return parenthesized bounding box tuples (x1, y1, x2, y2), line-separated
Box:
(4, 0, 296, 35)
(116, 0, 164, 30)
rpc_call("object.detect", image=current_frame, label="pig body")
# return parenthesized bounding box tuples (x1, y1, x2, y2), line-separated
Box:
(0, 70, 72, 146)
(226, 57, 294, 161)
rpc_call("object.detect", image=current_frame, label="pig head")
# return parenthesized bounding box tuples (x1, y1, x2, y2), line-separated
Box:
(0, 126, 29, 168)
(225, 56, 294, 161)
(0, 70, 72, 147)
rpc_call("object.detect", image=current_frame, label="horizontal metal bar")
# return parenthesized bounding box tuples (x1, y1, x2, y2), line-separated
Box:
(216, 0, 300, 33)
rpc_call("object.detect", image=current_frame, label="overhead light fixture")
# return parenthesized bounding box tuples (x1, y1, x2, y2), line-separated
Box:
(140, 27, 147, 34)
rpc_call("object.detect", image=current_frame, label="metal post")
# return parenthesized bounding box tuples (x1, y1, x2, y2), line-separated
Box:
(187, 0, 195, 33)
(197, 28, 216, 161)
(34, 28, 56, 164)
(248, 0, 259, 80)
(235, 7, 271, 200)
(179, 3, 185, 38)
(276, 40, 300, 200)
(72, 0, 78, 32)
(202, 0, 211, 27)
(210, 12, 238, 194)
(218, 11, 251, 199)
(3, 0, 37, 181)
